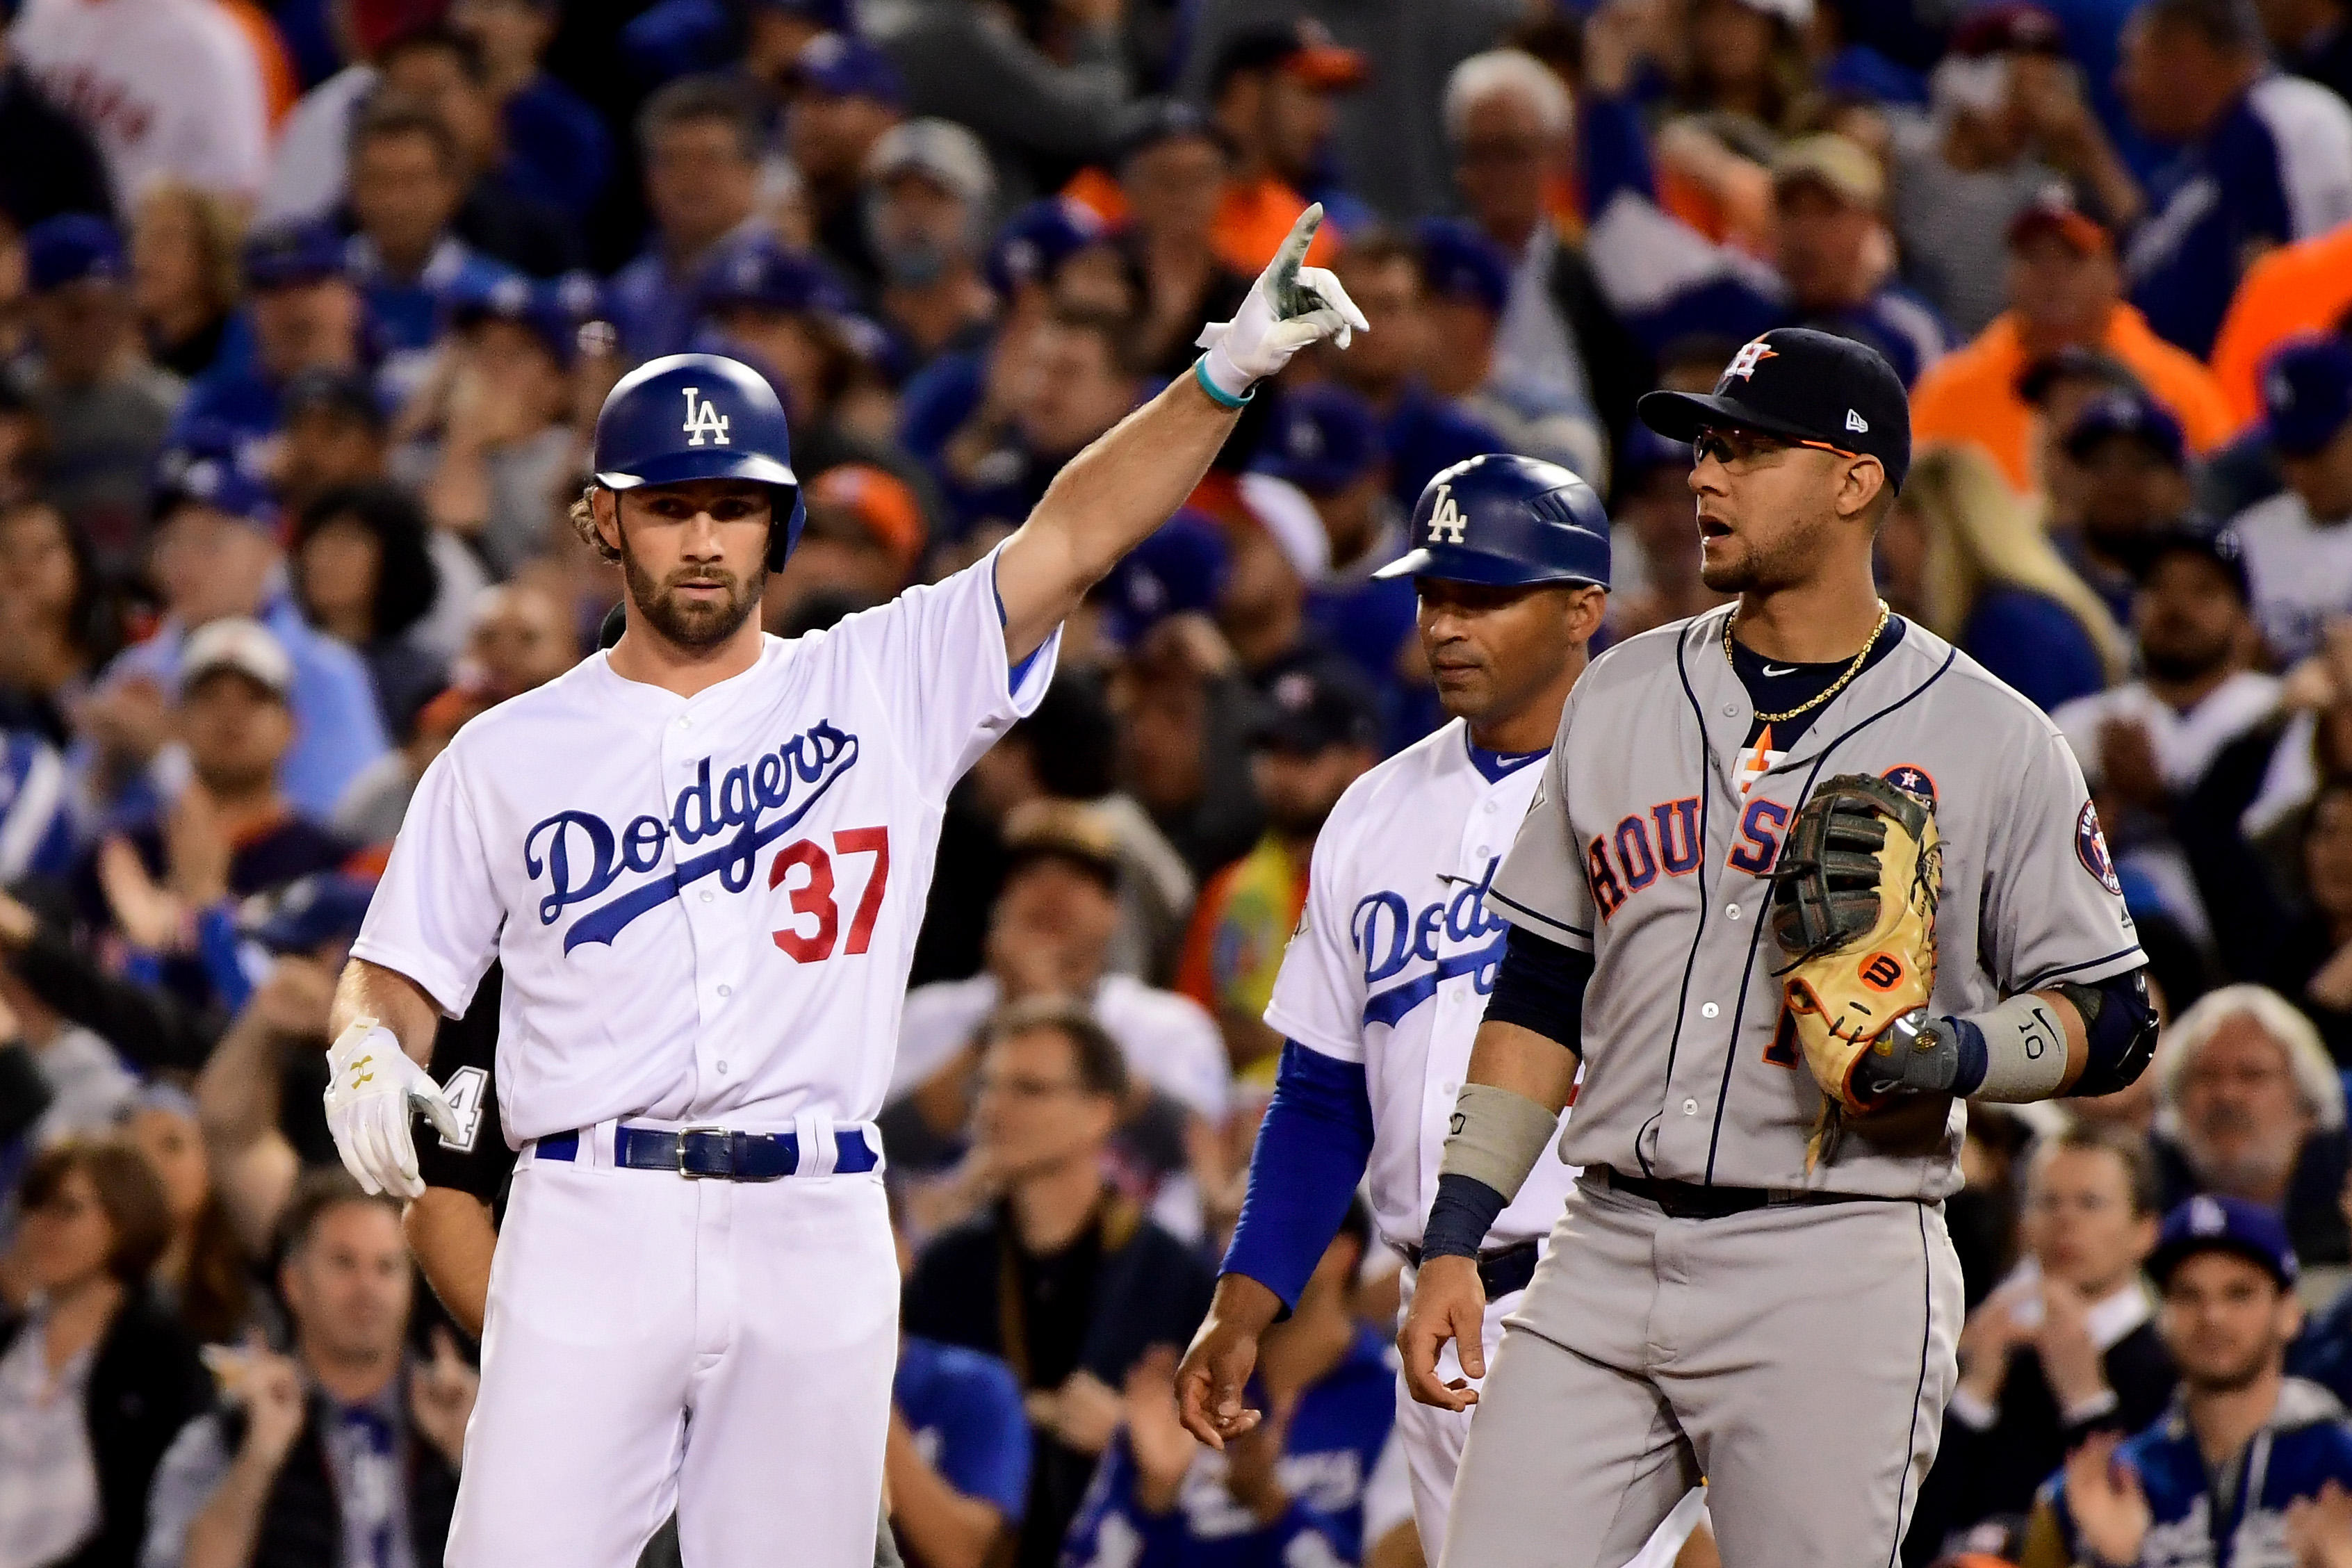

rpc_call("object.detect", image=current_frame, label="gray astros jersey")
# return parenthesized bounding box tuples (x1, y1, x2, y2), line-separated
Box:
(1489, 607, 2141, 1197)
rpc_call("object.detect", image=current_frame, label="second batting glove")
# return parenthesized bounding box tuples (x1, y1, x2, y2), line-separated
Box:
(324, 1016, 461, 1200)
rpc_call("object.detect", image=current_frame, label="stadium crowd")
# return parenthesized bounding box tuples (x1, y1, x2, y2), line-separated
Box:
(7, 0, 2352, 1562)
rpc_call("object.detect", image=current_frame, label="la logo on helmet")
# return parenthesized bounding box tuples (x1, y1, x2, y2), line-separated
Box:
(1427, 483, 1467, 544)
(681, 387, 732, 447)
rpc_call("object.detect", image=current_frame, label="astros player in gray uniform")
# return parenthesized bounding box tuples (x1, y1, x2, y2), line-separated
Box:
(1397, 327, 2159, 1568)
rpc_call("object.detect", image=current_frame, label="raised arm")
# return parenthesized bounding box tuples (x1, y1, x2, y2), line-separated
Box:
(994, 206, 1364, 658)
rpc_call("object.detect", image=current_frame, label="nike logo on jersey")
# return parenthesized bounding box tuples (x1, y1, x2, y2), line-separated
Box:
(1353, 858, 1510, 1028)
(525, 720, 861, 950)
(1761, 664, 1796, 676)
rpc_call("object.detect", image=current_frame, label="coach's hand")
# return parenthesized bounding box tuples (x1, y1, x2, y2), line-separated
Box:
(1195, 204, 1367, 402)
(1176, 1274, 1284, 1447)
(1398, 1255, 1488, 1412)
(325, 1015, 461, 1200)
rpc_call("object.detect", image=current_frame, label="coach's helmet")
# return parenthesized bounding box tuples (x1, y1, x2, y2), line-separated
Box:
(1373, 453, 1610, 589)
(591, 352, 806, 569)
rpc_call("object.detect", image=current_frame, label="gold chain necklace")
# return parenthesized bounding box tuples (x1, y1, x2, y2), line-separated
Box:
(1724, 601, 1890, 724)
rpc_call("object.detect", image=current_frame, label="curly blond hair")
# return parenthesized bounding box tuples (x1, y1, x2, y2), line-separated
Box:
(568, 484, 621, 564)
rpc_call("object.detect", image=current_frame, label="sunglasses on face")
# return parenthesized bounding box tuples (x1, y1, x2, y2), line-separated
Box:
(1692, 427, 1861, 469)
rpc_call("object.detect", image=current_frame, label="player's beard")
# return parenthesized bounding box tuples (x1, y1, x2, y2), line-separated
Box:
(618, 534, 767, 651)
(1699, 510, 1834, 596)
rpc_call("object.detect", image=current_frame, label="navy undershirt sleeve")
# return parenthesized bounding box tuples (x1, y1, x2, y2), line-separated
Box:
(1219, 1040, 1378, 1312)
(1482, 925, 1594, 1053)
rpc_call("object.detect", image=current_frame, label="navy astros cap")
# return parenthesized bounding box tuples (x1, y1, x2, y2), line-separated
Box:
(1374, 452, 1610, 589)
(1638, 326, 1913, 491)
(2148, 1193, 2298, 1291)
(1251, 662, 1382, 755)
(2062, 387, 2186, 468)
(2261, 335, 2352, 459)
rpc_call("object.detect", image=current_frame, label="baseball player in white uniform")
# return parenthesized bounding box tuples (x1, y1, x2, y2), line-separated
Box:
(318, 210, 1364, 1568)
(1173, 455, 1707, 1563)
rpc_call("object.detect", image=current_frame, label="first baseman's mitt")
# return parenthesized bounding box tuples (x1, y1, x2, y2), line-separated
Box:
(1768, 774, 1943, 1129)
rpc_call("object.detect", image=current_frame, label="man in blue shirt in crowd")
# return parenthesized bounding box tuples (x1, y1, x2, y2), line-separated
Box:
(2025, 1195, 2352, 1568)
(1324, 234, 1506, 512)
(607, 75, 772, 359)
(173, 224, 375, 476)
(2115, 0, 2352, 358)
(1063, 1200, 1408, 1567)
(449, 0, 614, 224)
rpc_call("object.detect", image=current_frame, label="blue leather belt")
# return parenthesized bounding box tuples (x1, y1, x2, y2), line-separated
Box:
(534, 1125, 879, 1179)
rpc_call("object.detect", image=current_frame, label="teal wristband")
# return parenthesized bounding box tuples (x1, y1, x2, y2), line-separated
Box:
(1192, 355, 1255, 409)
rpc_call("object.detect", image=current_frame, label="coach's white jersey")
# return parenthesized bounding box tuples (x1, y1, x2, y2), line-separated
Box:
(352, 548, 1059, 1143)
(1266, 719, 1576, 1252)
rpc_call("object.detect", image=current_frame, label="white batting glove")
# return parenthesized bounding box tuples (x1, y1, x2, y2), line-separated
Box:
(1195, 204, 1369, 402)
(323, 1016, 461, 1201)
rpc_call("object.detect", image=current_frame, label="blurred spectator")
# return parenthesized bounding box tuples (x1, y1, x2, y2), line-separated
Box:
(785, 31, 905, 295)
(2151, 984, 2352, 1265)
(1203, 21, 1370, 261)
(8, 0, 267, 203)
(901, 999, 1214, 1568)
(2054, 526, 2278, 941)
(174, 223, 367, 468)
(120, 1081, 259, 1348)
(341, 101, 527, 373)
(608, 75, 769, 359)
(1179, 666, 1379, 1081)
(864, 118, 998, 369)
(770, 463, 924, 626)
(289, 482, 448, 742)
(1113, 616, 1266, 885)
(942, 307, 1140, 541)
(888, 1330, 1030, 1568)
(2115, 0, 2352, 359)
(1875, 442, 2129, 712)
(1113, 104, 1254, 381)
(2267, 779, 2352, 1063)
(2051, 388, 2198, 627)
(446, 0, 614, 224)
(0, 1138, 209, 1568)
(892, 799, 1230, 1133)
(455, 579, 578, 703)
(140, 1175, 477, 1568)
(2208, 220, 2352, 428)
(1414, 216, 1607, 484)
(128, 183, 243, 382)
(400, 279, 577, 580)
(373, 24, 584, 280)
(1910, 188, 2233, 497)
(1063, 1203, 1410, 1568)
(1665, 0, 1813, 136)
(1606, 425, 1726, 642)
(1910, 1124, 2173, 1566)
(2230, 336, 2352, 665)
(867, 0, 1145, 206)
(96, 450, 388, 819)
(11, 215, 182, 569)
(0, 31, 113, 235)
(1325, 232, 1504, 512)
(332, 676, 492, 848)
(1890, 6, 2143, 341)
(1442, 48, 1648, 468)
(0, 892, 136, 1145)
(2257, 0, 2352, 101)
(2023, 1195, 2352, 1568)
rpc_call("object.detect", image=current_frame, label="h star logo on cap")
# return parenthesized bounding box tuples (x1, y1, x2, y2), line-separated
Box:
(681, 387, 732, 447)
(1426, 482, 1468, 545)
(1723, 338, 1778, 382)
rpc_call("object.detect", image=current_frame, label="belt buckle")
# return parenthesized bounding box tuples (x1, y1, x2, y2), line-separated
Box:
(676, 1125, 730, 1178)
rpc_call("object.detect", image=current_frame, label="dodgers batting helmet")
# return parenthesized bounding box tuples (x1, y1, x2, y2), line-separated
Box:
(1373, 453, 1610, 587)
(591, 352, 807, 569)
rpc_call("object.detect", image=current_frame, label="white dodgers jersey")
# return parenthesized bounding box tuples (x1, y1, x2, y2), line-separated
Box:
(1265, 719, 1577, 1252)
(351, 550, 1059, 1143)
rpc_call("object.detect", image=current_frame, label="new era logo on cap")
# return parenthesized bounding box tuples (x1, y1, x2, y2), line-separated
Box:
(1846, 409, 1870, 432)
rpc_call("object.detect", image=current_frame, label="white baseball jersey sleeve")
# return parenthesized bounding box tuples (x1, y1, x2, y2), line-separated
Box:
(1264, 719, 1578, 1252)
(12, 0, 268, 200)
(352, 548, 1061, 1143)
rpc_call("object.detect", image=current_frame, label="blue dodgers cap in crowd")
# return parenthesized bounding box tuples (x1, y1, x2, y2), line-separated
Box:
(1375, 452, 1611, 588)
(1415, 217, 1511, 316)
(697, 238, 851, 318)
(1638, 326, 1913, 490)
(24, 213, 125, 292)
(254, 872, 377, 955)
(1095, 510, 1229, 647)
(793, 31, 904, 105)
(153, 436, 276, 529)
(1258, 382, 1385, 496)
(2148, 1193, 2300, 1290)
(1251, 660, 1383, 755)
(986, 197, 1106, 299)
(2260, 335, 2352, 459)
(443, 271, 579, 363)
(2061, 387, 2187, 467)
(243, 220, 348, 289)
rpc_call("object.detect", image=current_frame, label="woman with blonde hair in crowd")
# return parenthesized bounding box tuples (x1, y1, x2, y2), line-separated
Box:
(128, 182, 243, 381)
(1879, 441, 2131, 711)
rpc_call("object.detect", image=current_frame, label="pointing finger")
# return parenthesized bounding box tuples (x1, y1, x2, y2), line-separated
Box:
(1271, 203, 1324, 281)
